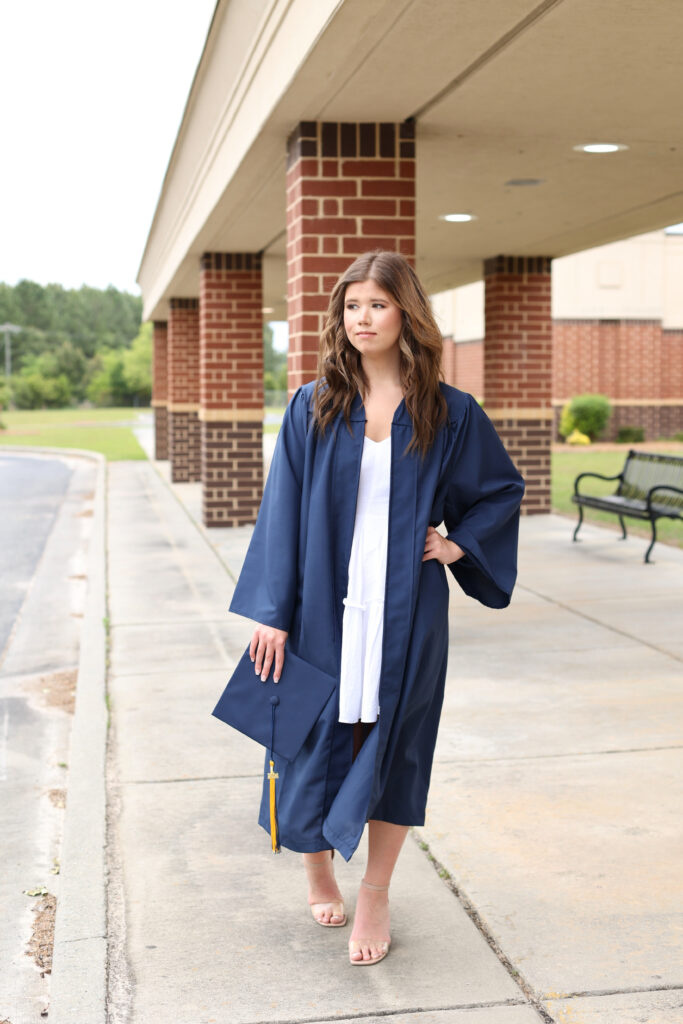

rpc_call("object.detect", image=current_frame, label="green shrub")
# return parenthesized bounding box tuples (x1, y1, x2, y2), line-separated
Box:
(560, 394, 612, 441)
(674, 431, 683, 443)
(616, 426, 644, 444)
(559, 402, 575, 439)
(12, 371, 72, 409)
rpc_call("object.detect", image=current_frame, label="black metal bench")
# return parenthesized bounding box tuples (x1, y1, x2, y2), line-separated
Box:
(572, 449, 683, 562)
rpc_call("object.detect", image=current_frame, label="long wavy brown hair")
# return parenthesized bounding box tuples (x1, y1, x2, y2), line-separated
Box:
(312, 250, 448, 457)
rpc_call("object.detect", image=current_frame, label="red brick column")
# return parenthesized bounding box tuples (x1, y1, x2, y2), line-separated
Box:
(152, 320, 168, 460)
(483, 255, 553, 515)
(167, 298, 201, 483)
(286, 121, 416, 393)
(199, 253, 264, 527)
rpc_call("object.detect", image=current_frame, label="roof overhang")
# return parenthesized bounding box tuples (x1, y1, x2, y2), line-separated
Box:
(138, 0, 683, 321)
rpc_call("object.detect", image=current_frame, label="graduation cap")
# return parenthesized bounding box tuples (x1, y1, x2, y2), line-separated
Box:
(212, 645, 337, 852)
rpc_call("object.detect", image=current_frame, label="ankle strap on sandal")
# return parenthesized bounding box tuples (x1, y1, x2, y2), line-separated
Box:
(361, 878, 390, 891)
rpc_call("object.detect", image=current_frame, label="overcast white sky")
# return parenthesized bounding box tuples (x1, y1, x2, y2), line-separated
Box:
(0, 1, 217, 295)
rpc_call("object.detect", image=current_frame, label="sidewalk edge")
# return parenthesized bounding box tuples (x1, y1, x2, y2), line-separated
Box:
(49, 451, 108, 1024)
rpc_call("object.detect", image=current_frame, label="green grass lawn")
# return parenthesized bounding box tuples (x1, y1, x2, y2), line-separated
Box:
(2, 407, 147, 426)
(0, 407, 148, 460)
(552, 443, 683, 549)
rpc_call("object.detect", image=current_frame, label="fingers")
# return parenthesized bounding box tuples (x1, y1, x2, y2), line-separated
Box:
(250, 625, 287, 682)
(422, 527, 441, 562)
(422, 527, 450, 564)
(273, 644, 285, 684)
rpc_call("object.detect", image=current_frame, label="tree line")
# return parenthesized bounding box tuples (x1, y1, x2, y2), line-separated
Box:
(0, 279, 288, 411)
(0, 279, 148, 408)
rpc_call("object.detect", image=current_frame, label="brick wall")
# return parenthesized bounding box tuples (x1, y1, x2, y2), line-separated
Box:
(168, 298, 201, 482)
(456, 339, 484, 398)
(553, 319, 683, 439)
(152, 320, 168, 460)
(553, 319, 683, 400)
(285, 121, 416, 393)
(441, 337, 484, 399)
(441, 336, 456, 388)
(199, 253, 264, 527)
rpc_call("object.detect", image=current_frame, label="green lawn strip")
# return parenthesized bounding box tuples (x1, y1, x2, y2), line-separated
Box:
(0, 426, 147, 461)
(553, 445, 683, 549)
(2, 407, 148, 428)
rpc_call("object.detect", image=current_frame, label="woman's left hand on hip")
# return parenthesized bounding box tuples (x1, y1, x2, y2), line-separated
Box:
(422, 525, 465, 565)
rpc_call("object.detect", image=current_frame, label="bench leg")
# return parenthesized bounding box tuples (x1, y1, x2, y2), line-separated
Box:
(618, 515, 628, 540)
(572, 505, 584, 542)
(644, 519, 657, 564)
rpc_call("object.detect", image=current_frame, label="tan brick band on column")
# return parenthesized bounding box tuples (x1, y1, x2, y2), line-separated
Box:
(286, 120, 416, 393)
(168, 299, 201, 482)
(152, 320, 169, 460)
(199, 253, 264, 527)
(484, 255, 553, 516)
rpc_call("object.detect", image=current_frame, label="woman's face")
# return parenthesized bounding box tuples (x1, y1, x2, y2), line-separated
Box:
(343, 278, 403, 360)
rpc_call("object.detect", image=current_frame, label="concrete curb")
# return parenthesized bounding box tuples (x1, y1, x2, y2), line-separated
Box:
(15, 449, 110, 1024)
(0, 443, 114, 463)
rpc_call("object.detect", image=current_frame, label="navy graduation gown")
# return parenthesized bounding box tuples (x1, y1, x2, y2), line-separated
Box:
(228, 380, 525, 860)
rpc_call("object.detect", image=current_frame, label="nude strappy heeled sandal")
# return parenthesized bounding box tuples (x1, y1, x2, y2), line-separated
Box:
(306, 850, 347, 928)
(348, 878, 391, 965)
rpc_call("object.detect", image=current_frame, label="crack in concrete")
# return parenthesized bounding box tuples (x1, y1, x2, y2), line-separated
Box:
(245, 997, 531, 1024)
(110, 618, 236, 629)
(517, 583, 683, 663)
(545, 981, 683, 999)
(113, 773, 262, 785)
(435, 743, 683, 765)
(413, 833, 555, 1024)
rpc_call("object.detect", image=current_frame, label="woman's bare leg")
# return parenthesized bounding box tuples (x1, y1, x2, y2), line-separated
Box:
(302, 850, 346, 925)
(349, 820, 408, 962)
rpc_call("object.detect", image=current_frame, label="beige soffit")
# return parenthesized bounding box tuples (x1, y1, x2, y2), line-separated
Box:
(139, 0, 683, 320)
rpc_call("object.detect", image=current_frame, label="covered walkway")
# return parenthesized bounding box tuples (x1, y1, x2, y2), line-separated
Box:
(104, 455, 683, 1022)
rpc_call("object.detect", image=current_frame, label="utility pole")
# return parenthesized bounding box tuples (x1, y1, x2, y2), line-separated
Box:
(0, 323, 22, 409)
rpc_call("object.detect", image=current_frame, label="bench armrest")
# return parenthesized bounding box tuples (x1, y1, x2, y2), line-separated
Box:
(646, 484, 683, 511)
(573, 470, 623, 497)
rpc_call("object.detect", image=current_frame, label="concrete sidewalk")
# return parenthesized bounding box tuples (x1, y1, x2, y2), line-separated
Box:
(105, 459, 683, 1024)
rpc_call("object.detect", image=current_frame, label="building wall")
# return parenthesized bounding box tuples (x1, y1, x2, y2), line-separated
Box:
(553, 319, 683, 440)
(436, 229, 683, 436)
(552, 229, 683, 326)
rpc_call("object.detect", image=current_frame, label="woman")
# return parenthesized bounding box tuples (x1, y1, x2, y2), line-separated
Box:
(228, 250, 524, 966)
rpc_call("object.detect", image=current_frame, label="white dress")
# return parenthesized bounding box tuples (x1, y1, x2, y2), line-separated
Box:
(338, 434, 392, 724)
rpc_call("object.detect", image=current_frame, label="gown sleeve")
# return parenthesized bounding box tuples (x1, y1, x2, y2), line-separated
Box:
(228, 385, 308, 632)
(442, 395, 525, 609)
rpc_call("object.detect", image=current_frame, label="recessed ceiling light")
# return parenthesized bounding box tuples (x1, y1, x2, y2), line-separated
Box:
(505, 178, 544, 186)
(262, 306, 274, 314)
(573, 143, 629, 154)
(440, 213, 477, 222)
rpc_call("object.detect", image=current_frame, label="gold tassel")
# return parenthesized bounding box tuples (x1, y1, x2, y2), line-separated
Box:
(267, 759, 280, 853)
